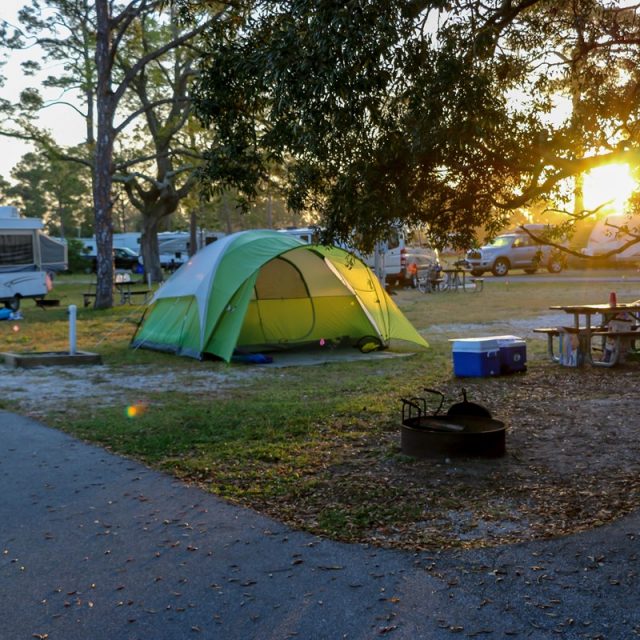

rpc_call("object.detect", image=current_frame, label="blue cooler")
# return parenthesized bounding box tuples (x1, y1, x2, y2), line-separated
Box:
(491, 335, 527, 374)
(451, 337, 500, 377)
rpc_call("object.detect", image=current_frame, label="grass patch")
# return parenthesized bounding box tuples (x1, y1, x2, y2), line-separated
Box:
(0, 274, 157, 362)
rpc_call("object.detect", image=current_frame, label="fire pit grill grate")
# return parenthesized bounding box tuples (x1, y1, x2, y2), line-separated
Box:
(400, 389, 506, 459)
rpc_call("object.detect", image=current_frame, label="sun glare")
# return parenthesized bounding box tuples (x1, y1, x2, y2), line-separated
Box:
(582, 163, 637, 215)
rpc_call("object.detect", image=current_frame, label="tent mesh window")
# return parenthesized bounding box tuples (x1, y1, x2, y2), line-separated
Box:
(254, 258, 309, 299)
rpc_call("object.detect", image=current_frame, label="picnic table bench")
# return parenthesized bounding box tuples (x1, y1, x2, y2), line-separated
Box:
(83, 273, 152, 307)
(535, 302, 640, 366)
(533, 326, 601, 363)
(35, 298, 60, 309)
(412, 265, 482, 293)
(83, 289, 152, 307)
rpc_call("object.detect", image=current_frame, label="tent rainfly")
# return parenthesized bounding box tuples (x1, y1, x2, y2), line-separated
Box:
(131, 230, 428, 362)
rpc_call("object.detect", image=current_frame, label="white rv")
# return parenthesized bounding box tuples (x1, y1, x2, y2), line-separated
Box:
(582, 214, 640, 265)
(363, 226, 440, 286)
(157, 230, 225, 267)
(0, 206, 55, 310)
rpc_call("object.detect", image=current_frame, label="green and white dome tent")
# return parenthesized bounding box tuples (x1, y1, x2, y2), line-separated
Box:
(131, 229, 428, 361)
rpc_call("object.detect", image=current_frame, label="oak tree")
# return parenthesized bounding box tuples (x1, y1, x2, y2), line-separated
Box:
(193, 1, 640, 254)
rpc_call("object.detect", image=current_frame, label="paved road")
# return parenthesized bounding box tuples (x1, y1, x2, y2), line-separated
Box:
(472, 269, 640, 284)
(2, 410, 640, 639)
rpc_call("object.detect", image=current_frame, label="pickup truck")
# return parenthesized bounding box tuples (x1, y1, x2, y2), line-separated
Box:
(466, 232, 566, 277)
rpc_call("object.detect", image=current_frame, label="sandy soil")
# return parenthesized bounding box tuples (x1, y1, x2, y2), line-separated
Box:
(2, 362, 260, 415)
(2, 312, 567, 416)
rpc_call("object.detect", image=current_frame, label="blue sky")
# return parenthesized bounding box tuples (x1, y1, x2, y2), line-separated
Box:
(1, 0, 82, 180)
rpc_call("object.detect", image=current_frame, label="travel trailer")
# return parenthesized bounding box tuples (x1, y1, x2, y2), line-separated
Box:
(582, 214, 640, 265)
(79, 233, 142, 258)
(276, 227, 319, 244)
(79, 230, 225, 270)
(0, 206, 64, 310)
(156, 230, 226, 267)
(156, 231, 191, 267)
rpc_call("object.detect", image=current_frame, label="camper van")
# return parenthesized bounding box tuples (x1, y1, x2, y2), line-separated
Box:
(0, 206, 62, 310)
(367, 227, 440, 286)
(277, 227, 319, 245)
(278, 226, 440, 285)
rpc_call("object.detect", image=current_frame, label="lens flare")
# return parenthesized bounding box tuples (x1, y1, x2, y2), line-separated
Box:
(126, 403, 148, 419)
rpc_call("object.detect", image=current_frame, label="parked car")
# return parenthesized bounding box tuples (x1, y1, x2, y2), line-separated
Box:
(113, 247, 142, 271)
(82, 247, 143, 273)
(465, 232, 566, 277)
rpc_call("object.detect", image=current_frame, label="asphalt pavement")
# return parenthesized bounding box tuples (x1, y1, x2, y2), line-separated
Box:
(1, 410, 640, 639)
(465, 269, 640, 285)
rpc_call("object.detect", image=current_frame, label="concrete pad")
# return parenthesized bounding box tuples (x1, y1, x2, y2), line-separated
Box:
(1, 350, 103, 368)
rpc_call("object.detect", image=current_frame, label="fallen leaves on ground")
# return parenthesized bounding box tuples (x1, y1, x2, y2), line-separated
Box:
(179, 363, 640, 551)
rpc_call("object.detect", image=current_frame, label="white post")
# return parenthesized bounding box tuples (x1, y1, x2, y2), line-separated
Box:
(68, 304, 77, 355)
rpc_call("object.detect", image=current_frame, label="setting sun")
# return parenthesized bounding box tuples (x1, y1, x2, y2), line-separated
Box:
(582, 163, 637, 216)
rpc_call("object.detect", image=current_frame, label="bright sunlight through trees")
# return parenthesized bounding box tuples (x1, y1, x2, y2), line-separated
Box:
(582, 164, 638, 216)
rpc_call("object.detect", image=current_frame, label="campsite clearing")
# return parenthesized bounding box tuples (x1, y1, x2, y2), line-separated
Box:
(2, 271, 640, 550)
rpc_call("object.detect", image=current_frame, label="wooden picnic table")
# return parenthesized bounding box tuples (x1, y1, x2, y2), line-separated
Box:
(540, 301, 640, 366)
(440, 268, 467, 291)
(413, 264, 482, 293)
(83, 272, 151, 307)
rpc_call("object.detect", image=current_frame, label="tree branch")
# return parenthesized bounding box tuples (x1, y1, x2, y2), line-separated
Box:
(112, 8, 232, 105)
(113, 97, 189, 135)
(496, 148, 640, 210)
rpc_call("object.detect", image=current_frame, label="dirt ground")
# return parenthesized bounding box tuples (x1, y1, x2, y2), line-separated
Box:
(3, 316, 640, 550)
(1, 361, 258, 412)
(369, 363, 640, 549)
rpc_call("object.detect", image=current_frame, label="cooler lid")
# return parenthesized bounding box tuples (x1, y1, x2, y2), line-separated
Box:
(478, 334, 525, 346)
(450, 337, 500, 352)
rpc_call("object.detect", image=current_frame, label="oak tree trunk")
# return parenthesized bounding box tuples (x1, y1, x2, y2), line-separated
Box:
(140, 214, 164, 285)
(93, 0, 114, 308)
